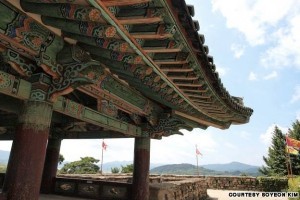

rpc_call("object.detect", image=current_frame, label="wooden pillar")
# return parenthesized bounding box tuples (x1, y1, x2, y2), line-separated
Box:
(41, 138, 62, 194)
(132, 137, 151, 200)
(2, 100, 53, 200)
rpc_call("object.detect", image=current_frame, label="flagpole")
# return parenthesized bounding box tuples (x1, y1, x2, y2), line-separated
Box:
(100, 139, 104, 174)
(196, 145, 200, 176)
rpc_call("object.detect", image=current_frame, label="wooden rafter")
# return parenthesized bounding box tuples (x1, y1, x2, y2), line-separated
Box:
(155, 60, 188, 65)
(119, 17, 162, 25)
(161, 68, 193, 72)
(169, 76, 198, 81)
(102, 0, 151, 7)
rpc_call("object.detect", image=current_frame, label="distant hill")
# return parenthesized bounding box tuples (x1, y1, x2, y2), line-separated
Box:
(151, 162, 261, 176)
(150, 163, 218, 175)
(102, 161, 163, 172)
(202, 162, 260, 173)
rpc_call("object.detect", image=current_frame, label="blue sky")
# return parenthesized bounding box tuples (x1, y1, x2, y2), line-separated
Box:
(1, 0, 300, 167)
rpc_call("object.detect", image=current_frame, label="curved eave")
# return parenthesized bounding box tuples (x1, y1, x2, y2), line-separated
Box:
(165, 0, 253, 121)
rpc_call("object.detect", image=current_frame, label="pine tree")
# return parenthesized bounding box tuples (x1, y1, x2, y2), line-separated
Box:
(259, 126, 288, 176)
(287, 120, 300, 175)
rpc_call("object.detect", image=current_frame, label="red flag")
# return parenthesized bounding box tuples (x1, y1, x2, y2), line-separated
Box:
(196, 147, 202, 156)
(102, 140, 108, 150)
(286, 136, 300, 149)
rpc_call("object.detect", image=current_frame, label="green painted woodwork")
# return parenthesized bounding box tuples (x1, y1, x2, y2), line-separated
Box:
(21, 2, 102, 22)
(0, 3, 17, 32)
(42, 16, 116, 38)
(65, 33, 132, 53)
(0, 70, 31, 99)
(2, 49, 37, 76)
(79, 43, 143, 64)
(53, 96, 142, 136)
(0, 1, 65, 76)
(100, 76, 148, 110)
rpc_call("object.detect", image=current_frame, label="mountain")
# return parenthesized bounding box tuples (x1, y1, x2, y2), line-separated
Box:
(0, 150, 10, 164)
(150, 163, 217, 175)
(101, 161, 163, 172)
(202, 161, 259, 172)
(150, 162, 261, 176)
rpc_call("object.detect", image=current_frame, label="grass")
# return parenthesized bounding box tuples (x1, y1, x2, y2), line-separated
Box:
(288, 176, 300, 200)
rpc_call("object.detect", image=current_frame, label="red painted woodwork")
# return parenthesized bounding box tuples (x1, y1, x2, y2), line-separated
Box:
(132, 137, 151, 200)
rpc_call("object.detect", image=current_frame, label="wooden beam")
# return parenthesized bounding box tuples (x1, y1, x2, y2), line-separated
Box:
(182, 88, 208, 93)
(58, 130, 131, 139)
(177, 83, 203, 87)
(155, 60, 188, 65)
(161, 68, 193, 73)
(144, 48, 182, 53)
(132, 33, 173, 39)
(101, 0, 151, 7)
(169, 76, 198, 81)
(174, 111, 226, 129)
(53, 96, 142, 137)
(188, 94, 211, 99)
(119, 17, 162, 25)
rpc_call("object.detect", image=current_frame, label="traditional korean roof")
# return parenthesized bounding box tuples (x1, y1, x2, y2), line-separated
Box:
(0, 0, 253, 139)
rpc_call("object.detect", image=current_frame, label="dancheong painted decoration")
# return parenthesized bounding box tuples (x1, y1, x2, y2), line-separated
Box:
(0, 0, 253, 199)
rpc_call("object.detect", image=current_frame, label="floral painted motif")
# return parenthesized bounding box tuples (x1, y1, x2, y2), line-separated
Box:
(104, 26, 116, 38)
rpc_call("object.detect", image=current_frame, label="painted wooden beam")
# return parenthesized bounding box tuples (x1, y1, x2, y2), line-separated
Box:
(102, 0, 151, 7)
(53, 96, 143, 137)
(57, 130, 129, 139)
(155, 60, 188, 65)
(169, 76, 198, 81)
(161, 68, 193, 72)
(144, 48, 182, 53)
(0, 70, 31, 100)
(119, 17, 162, 25)
(174, 111, 226, 129)
(132, 33, 173, 40)
(176, 83, 203, 87)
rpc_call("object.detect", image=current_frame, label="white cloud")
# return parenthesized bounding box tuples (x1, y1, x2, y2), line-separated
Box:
(215, 66, 227, 77)
(0, 141, 12, 151)
(290, 85, 300, 103)
(239, 131, 251, 140)
(231, 43, 245, 58)
(263, 71, 278, 80)
(212, 0, 300, 69)
(224, 142, 237, 150)
(248, 72, 257, 81)
(260, 124, 288, 146)
(297, 111, 300, 120)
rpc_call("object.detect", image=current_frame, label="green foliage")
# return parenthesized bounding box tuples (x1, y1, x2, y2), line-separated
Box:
(58, 154, 65, 165)
(111, 167, 120, 174)
(257, 176, 288, 192)
(287, 120, 300, 175)
(259, 126, 288, 176)
(59, 157, 100, 174)
(0, 164, 6, 173)
(288, 176, 300, 200)
(121, 164, 134, 173)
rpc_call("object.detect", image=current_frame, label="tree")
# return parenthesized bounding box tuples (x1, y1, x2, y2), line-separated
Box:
(287, 120, 300, 175)
(58, 154, 65, 165)
(259, 126, 288, 176)
(121, 164, 134, 173)
(111, 167, 120, 174)
(60, 157, 100, 174)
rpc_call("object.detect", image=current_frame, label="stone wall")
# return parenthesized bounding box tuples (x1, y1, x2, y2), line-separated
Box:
(149, 175, 288, 200)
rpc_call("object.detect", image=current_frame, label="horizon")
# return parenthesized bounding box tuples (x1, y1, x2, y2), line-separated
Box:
(1, 0, 300, 166)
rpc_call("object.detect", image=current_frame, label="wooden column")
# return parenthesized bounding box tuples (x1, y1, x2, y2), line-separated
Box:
(41, 138, 62, 194)
(2, 100, 53, 200)
(132, 137, 151, 200)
